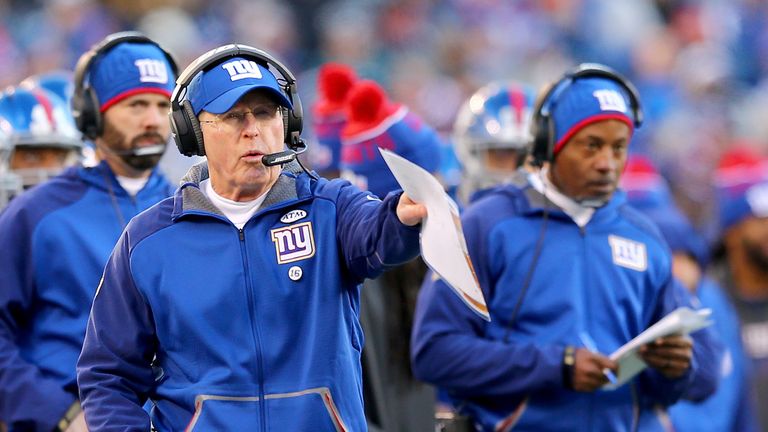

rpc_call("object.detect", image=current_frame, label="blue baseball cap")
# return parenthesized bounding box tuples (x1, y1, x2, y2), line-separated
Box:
(90, 42, 176, 112)
(187, 57, 292, 115)
(549, 77, 635, 155)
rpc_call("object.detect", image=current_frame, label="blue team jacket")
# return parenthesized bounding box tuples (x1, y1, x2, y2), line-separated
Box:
(411, 183, 719, 432)
(76, 162, 421, 431)
(0, 161, 173, 431)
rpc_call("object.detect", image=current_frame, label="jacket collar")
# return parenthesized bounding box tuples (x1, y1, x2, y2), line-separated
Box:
(519, 174, 628, 227)
(173, 160, 305, 219)
(77, 160, 167, 197)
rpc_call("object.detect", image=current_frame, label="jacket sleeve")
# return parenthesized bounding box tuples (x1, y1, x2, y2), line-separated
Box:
(410, 197, 564, 398)
(410, 274, 564, 397)
(335, 184, 421, 280)
(637, 276, 722, 406)
(0, 203, 75, 431)
(76, 230, 157, 431)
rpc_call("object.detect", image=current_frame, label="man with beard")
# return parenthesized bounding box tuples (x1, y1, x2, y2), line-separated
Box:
(712, 147, 768, 431)
(0, 32, 176, 432)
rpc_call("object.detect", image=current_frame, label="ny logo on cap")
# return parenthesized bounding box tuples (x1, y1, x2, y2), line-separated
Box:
(135, 59, 169, 84)
(593, 89, 627, 113)
(221, 60, 263, 81)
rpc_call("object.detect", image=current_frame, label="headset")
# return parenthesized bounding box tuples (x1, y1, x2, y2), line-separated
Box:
(530, 63, 643, 166)
(169, 44, 305, 164)
(72, 31, 179, 141)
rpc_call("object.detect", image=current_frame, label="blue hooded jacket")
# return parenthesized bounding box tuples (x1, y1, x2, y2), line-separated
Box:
(0, 161, 173, 431)
(76, 162, 421, 431)
(411, 182, 719, 431)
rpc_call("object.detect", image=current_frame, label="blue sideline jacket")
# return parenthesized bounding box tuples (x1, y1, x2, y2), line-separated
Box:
(411, 183, 719, 432)
(76, 162, 421, 432)
(0, 161, 173, 431)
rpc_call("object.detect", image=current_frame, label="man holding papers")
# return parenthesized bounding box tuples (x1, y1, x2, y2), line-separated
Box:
(411, 64, 720, 431)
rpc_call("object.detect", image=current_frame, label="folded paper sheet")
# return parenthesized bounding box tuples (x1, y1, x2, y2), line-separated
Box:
(380, 148, 489, 321)
(604, 307, 713, 390)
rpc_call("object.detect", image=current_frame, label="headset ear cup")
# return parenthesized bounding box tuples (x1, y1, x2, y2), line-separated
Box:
(182, 100, 205, 156)
(170, 100, 205, 157)
(87, 87, 102, 139)
(531, 113, 549, 166)
(78, 87, 101, 140)
(169, 107, 188, 156)
(282, 83, 303, 149)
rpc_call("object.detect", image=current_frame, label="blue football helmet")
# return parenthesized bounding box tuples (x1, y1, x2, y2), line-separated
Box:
(0, 86, 83, 189)
(20, 70, 75, 107)
(453, 81, 537, 201)
(0, 121, 22, 208)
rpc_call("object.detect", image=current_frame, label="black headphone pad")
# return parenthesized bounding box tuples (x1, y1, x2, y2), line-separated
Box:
(183, 100, 205, 156)
(531, 111, 551, 166)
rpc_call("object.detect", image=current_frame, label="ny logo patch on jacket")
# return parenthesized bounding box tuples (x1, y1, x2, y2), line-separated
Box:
(608, 235, 647, 271)
(271, 222, 316, 264)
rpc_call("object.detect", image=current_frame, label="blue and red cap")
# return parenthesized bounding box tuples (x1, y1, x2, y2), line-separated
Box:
(549, 77, 636, 156)
(186, 56, 292, 115)
(714, 147, 768, 233)
(90, 42, 176, 112)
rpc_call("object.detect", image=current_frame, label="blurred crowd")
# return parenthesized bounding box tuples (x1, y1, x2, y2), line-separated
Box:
(2, 0, 768, 240)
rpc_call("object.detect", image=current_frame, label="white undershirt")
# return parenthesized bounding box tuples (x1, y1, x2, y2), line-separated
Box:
(200, 179, 267, 229)
(116, 175, 149, 197)
(528, 168, 596, 228)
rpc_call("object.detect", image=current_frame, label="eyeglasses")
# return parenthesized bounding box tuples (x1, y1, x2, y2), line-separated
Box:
(200, 104, 281, 132)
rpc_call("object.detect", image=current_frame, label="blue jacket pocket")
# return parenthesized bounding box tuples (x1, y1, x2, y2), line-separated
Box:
(186, 387, 348, 432)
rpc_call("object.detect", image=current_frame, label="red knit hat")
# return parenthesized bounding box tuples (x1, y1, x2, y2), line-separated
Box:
(341, 80, 400, 138)
(313, 63, 357, 117)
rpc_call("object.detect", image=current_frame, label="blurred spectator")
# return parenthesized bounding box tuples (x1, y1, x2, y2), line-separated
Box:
(622, 154, 759, 432)
(308, 62, 357, 178)
(712, 147, 768, 431)
(339, 79, 443, 199)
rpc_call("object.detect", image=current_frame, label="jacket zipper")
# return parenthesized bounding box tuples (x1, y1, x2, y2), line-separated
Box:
(238, 227, 267, 432)
(580, 227, 594, 431)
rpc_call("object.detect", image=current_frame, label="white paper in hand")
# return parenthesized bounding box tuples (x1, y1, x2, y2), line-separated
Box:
(379, 148, 490, 321)
(603, 307, 713, 390)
